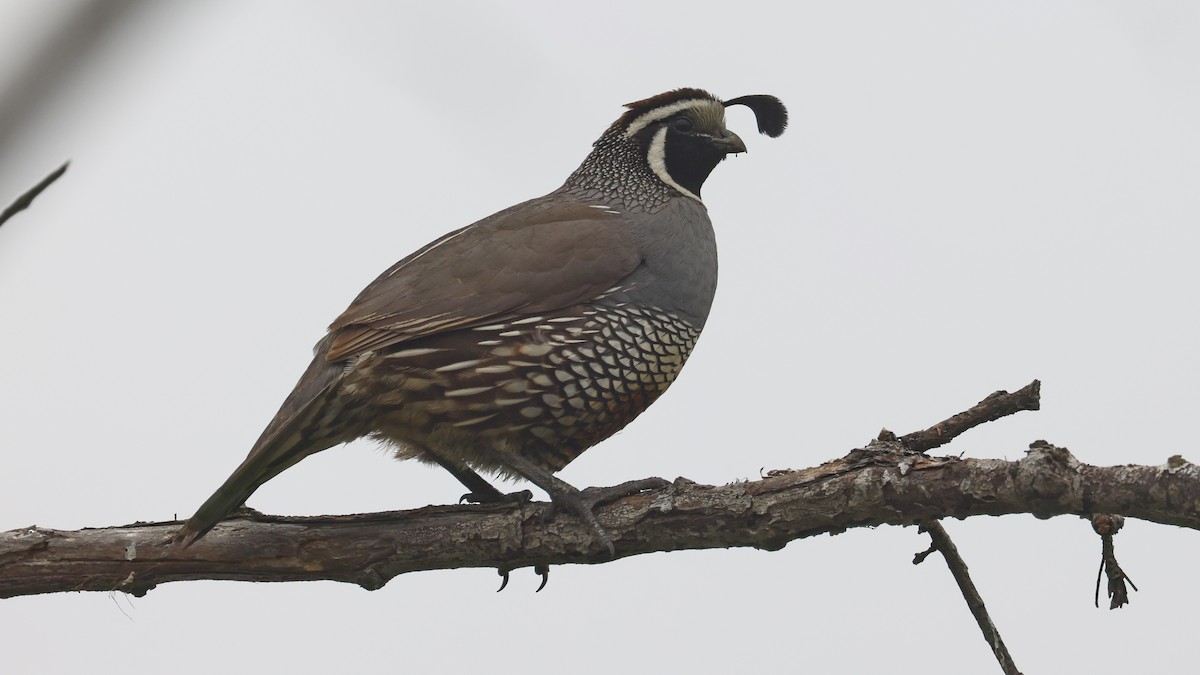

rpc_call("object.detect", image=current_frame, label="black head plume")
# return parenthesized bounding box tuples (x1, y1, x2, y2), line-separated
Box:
(723, 95, 788, 138)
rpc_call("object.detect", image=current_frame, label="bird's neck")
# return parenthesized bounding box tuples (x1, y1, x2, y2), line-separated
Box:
(559, 133, 674, 212)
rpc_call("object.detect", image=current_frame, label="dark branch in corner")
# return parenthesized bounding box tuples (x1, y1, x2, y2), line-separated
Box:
(917, 521, 1023, 675)
(2, 381, 1198, 600)
(0, 161, 69, 229)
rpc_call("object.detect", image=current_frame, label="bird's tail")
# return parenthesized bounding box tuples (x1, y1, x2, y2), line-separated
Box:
(173, 424, 323, 547)
(174, 338, 346, 547)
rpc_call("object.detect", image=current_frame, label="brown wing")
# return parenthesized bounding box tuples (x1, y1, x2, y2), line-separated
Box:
(325, 197, 641, 362)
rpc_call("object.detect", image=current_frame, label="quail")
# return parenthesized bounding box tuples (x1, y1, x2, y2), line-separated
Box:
(175, 88, 787, 552)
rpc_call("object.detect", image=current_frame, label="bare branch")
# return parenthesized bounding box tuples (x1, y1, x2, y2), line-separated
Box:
(2, 443, 1197, 599)
(897, 379, 1041, 452)
(0, 162, 69, 228)
(918, 521, 1022, 675)
(4, 382, 1191, 602)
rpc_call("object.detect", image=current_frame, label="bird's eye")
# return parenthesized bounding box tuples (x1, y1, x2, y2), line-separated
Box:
(671, 116, 694, 132)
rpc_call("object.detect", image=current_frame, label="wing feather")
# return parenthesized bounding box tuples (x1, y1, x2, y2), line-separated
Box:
(325, 197, 641, 362)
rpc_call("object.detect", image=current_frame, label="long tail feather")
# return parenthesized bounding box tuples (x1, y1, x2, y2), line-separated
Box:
(173, 425, 323, 547)
(174, 337, 345, 547)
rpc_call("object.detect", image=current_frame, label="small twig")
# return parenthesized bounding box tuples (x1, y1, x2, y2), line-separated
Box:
(912, 540, 937, 564)
(900, 380, 1040, 453)
(916, 521, 1023, 675)
(1091, 514, 1136, 609)
(0, 161, 69, 229)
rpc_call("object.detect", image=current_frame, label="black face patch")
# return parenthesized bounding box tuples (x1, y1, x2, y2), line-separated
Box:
(661, 120, 730, 198)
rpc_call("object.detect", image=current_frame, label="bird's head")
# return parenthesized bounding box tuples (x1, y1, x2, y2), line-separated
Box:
(605, 88, 788, 202)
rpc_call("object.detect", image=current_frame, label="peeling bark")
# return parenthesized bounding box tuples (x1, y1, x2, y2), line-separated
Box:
(3, 442, 1197, 599)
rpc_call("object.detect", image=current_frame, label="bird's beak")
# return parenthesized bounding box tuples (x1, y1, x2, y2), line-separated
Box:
(713, 129, 747, 155)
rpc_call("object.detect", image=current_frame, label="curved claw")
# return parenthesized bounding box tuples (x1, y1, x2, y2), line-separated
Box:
(496, 569, 510, 592)
(534, 563, 549, 592)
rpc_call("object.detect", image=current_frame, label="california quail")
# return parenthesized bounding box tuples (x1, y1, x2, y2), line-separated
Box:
(175, 88, 787, 552)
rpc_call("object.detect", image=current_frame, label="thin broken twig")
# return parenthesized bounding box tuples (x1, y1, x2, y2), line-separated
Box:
(0, 161, 69, 229)
(917, 521, 1023, 675)
(1092, 513, 1136, 609)
(900, 380, 1040, 453)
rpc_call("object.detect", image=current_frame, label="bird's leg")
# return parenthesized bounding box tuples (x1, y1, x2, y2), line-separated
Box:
(539, 477, 672, 525)
(492, 449, 657, 554)
(426, 452, 532, 505)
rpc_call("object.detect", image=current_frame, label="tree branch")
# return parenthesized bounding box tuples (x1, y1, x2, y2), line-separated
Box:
(5, 380, 1197, 599)
(3, 441, 1197, 599)
(917, 521, 1023, 675)
(0, 161, 69, 228)
(897, 379, 1040, 452)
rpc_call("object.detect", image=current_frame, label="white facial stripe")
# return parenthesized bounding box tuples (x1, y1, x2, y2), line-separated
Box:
(646, 126, 701, 203)
(623, 99, 711, 138)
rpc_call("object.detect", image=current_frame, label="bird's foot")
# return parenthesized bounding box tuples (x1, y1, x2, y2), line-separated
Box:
(460, 488, 534, 505)
(539, 478, 667, 558)
(537, 486, 616, 558)
(495, 564, 550, 592)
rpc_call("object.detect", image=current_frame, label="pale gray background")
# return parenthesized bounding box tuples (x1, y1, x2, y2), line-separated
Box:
(2, 1, 1198, 673)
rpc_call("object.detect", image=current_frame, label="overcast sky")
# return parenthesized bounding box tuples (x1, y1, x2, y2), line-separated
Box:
(2, 2, 1198, 673)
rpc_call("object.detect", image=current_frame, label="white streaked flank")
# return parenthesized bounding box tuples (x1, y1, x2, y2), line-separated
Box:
(475, 364, 515, 374)
(510, 316, 545, 325)
(518, 343, 554, 357)
(391, 347, 445, 358)
(452, 414, 498, 428)
(435, 359, 485, 373)
(445, 386, 494, 397)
